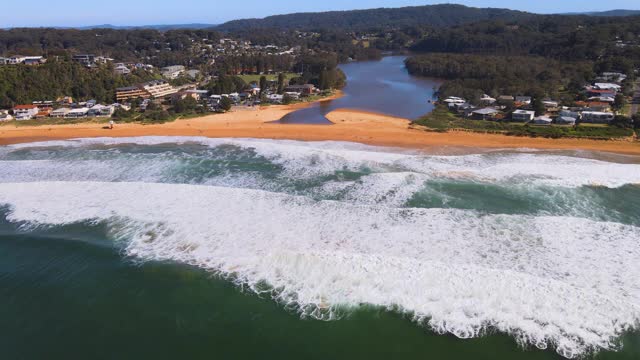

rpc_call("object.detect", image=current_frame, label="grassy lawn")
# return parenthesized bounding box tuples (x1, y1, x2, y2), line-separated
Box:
(236, 72, 299, 84)
(414, 105, 634, 139)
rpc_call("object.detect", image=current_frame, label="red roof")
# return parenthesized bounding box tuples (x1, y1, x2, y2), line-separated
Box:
(14, 105, 38, 110)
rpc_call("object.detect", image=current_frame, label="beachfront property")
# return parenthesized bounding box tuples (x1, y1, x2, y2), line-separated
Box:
(116, 86, 151, 101)
(143, 80, 179, 98)
(87, 104, 115, 117)
(512, 109, 535, 122)
(284, 84, 316, 96)
(581, 111, 615, 124)
(470, 108, 500, 120)
(12, 105, 40, 120)
(65, 108, 90, 118)
(0, 109, 13, 122)
(50, 108, 72, 118)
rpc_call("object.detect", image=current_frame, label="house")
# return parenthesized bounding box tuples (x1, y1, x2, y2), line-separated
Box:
(594, 83, 622, 91)
(556, 116, 576, 125)
(581, 111, 615, 124)
(0, 57, 7, 65)
(23, 56, 46, 65)
(515, 96, 532, 105)
(143, 80, 178, 98)
(471, 108, 500, 120)
(587, 88, 617, 98)
(267, 94, 284, 104)
(532, 116, 553, 125)
(88, 105, 114, 117)
(443, 96, 466, 104)
(50, 108, 72, 118)
(559, 110, 580, 119)
(284, 84, 316, 96)
(588, 96, 615, 103)
(65, 108, 90, 118)
(480, 94, 496, 104)
(35, 108, 52, 118)
(114, 63, 131, 75)
(511, 109, 535, 122)
(57, 96, 74, 105)
(586, 102, 611, 112)
(73, 54, 96, 67)
(283, 92, 300, 100)
(116, 86, 150, 102)
(0, 113, 13, 122)
(161, 65, 185, 79)
(12, 105, 39, 120)
(542, 100, 559, 108)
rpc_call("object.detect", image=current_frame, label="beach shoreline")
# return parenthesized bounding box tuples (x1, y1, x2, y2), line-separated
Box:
(1, 104, 639, 155)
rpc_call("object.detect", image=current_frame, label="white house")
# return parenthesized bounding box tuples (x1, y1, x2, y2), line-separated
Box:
(13, 105, 39, 120)
(512, 109, 535, 122)
(114, 63, 131, 75)
(65, 108, 90, 118)
(594, 83, 622, 91)
(50, 108, 72, 118)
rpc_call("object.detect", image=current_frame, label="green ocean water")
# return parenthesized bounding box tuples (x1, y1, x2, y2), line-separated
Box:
(1, 138, 639, 359)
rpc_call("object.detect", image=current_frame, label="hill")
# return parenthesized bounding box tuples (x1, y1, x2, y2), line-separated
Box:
(216, 4, 534, 31)
(564, 9, 640, 17)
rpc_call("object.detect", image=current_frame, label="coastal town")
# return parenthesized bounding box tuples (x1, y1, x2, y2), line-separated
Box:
(443, 71, 632, 126)
(0, 52, 324, 123)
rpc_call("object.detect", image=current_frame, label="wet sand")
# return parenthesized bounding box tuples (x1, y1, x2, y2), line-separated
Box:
(1, 106, 639, 155)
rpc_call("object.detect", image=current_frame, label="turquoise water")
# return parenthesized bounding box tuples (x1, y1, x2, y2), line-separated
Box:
(1, 137, 640, 359)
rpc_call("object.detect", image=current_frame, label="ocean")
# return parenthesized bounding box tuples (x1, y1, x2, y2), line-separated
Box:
(0, 137, 639, 359)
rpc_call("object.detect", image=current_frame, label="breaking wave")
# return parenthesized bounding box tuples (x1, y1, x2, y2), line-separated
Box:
(1, 137, 640, 358)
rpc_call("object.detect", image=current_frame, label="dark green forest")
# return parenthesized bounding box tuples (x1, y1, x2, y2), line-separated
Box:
(0, 59, 158, 107)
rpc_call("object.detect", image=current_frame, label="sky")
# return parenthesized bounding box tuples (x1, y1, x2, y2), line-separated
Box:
(1, 0, 640, 28)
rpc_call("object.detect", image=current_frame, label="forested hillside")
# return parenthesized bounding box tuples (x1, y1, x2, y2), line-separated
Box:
(217, 4, 534, 31)
(0, 59, 158, 107)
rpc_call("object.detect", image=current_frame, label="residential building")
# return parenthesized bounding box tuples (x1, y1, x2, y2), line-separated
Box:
(114, 63, 131, 75)
(88, 105, 115, 117)
(50, 108, 72, 118)
(73, 54, 96, 67)
(12, 105, 39, 120)
(116, 86, 150, 102)
(556, 116, 576, 125)
(471, 108, 500, 120)
(532, 116, 553, 125)
(284, 84, 316, 95)
(512, 109, 535, 122)
(594, 83, 622, 91)
(143, 80, 178, 98)
(480, 94, 496, 104)
(186, 69, 201, 79)
(65, 108, 90, 118)
(0, 113, 13, 122)
(515, 96, 532, 105)
(161, 65, 185, 79)
(559, 110, 580, 119)
(581, 111, 615, 124)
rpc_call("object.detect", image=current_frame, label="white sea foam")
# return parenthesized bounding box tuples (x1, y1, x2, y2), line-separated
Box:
(3, 137, 640, 188)
(0, 181, 639, 358)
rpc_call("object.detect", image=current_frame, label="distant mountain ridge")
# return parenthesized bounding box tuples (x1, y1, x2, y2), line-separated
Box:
(216, 4, 535, 31)
(562, 9, 640, 16)
(3, 24, 217, 31)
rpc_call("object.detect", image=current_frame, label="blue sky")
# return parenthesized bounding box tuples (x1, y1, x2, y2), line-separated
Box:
(2, 0, 639, 27)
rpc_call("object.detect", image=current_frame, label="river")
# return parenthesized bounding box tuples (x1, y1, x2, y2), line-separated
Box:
(279, 56, 440, 124)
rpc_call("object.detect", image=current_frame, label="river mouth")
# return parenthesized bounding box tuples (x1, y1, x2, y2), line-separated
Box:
(278, 56, 440, 124)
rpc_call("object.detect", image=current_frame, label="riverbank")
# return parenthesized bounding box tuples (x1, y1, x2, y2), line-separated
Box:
(1, 107, 640, 155)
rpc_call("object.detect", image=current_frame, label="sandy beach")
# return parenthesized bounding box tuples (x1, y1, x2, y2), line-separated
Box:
(1, 102, 639, 155)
